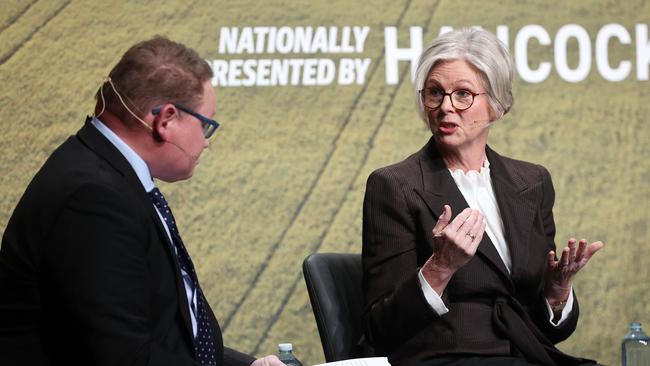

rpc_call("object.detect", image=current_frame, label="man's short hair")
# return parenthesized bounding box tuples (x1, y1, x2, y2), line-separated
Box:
(95, 36, 213, 127)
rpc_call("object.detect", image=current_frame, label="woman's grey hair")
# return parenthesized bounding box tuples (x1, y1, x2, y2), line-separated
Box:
(413, 28, 514, 124)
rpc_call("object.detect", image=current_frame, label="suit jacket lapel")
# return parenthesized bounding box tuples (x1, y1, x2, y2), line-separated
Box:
(76, 117, 196, 340)
(413, 139, 511, 280)
(486, 147, 537, 281)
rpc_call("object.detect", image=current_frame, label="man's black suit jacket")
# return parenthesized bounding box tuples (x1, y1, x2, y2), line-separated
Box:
(0, 119, 254, 366)
(362, 138, 591, 366)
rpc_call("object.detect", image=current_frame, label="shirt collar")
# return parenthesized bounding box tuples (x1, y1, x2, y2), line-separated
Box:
(90, 116, 155, 192)
(449, 157, 492, 188)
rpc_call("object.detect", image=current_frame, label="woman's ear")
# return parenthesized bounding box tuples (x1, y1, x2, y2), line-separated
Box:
(488, 105, 499, 122)
(502, 91, 513, 116)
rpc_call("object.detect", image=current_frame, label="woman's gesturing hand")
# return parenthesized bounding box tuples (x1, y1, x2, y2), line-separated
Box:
(421, 205, 486, 293)
(544, 238, 604, 307)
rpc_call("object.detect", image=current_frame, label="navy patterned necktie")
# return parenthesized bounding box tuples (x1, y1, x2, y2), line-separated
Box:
(148, 187, 217, 366)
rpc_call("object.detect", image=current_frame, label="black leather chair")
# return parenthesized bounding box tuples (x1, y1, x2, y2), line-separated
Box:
(303, 252, 374, 362)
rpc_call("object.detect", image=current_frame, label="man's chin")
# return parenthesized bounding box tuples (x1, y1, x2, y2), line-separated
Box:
(156, 169, 195, 183)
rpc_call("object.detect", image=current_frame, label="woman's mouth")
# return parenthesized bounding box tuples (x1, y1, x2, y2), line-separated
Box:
(438, 122, 458, 134)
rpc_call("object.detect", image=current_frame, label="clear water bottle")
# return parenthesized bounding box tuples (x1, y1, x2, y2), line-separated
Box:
(622, 322, 650, 366)
(278, 343, 303, 366)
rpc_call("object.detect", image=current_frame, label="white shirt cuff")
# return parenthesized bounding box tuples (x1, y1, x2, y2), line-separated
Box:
(545, 288, 575, 326)
(417, 268, 449, 315)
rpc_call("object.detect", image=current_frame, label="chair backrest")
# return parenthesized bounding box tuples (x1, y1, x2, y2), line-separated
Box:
(303, 252, 373, 362)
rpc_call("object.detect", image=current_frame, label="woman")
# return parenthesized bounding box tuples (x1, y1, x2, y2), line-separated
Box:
(361, 28, 603, 366)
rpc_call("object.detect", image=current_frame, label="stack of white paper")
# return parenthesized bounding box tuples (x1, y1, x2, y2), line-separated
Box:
(313, 357, 391, 366)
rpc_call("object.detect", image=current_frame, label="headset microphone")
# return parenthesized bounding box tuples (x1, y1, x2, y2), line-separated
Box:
(472, 119, 494, 130)
(167, 140, 199, 164)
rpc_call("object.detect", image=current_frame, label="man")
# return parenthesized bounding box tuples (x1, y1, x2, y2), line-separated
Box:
(0, 36, 283, 366)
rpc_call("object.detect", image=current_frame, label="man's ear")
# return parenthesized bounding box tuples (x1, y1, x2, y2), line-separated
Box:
(151, 104, 176, 142)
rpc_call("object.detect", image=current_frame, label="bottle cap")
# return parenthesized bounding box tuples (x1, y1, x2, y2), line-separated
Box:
(278, 343, 293, 352)
(630, 322, 642, 330)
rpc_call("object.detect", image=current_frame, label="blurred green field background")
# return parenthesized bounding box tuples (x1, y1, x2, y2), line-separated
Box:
(1, 1, 649, 365)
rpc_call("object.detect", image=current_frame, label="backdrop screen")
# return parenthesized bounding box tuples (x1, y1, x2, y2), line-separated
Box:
(1, 1, 648, 364)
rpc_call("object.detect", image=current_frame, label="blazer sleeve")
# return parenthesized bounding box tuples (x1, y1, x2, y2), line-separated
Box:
(529, 165, 579, 344)
(362, 168, 438, 352)
(47, 181, 199, 366)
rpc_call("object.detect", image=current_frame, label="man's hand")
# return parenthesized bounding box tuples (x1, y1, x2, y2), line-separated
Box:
(251, 355, 286, 366)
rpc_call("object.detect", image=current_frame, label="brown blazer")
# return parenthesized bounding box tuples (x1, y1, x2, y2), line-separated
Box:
(362, 138, 592, 366)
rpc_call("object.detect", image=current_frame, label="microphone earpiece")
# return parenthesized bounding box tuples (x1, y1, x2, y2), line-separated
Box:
(472, 120, 494, 130)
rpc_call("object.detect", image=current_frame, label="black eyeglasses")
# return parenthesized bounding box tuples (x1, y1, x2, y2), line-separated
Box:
(152, 103, 220, 138)
(418, 88, 486, 111)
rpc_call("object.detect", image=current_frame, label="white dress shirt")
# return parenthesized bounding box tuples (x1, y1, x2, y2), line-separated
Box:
(91, 117, 199, 337)
(417, 157, 574, 326)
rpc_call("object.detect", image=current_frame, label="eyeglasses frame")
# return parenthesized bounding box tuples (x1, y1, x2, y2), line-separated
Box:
(152, 103, 220, 138)
(418, 88, 487, 111)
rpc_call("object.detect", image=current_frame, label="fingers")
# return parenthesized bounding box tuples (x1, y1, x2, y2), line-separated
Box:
(252, 355, 284, 366)
(431, 207, 484, 260)
(563, 237, 604, 263)
(457, 210, 484, 256)
(546, 251, 557, 270)
(427, 207, 484, 275)
(469, 212, 485, 238)
(584, 240, 604, 259)
(568, 239, 579, 262)
(445, 208, 474, 235)
(552, 237, 604, 278)
(559, 238, 576, 266)
(432, 205, 452, 237)
(265, 355, 285, 366)
(559, 246, 570, 267)
(468, 218, 486, 250)
(462, 211, 485, 245)
(432, 206, 486, 239)
(574, 239, 587, 260)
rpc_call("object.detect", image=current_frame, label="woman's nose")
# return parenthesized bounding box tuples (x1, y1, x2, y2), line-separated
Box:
(440, 94, 456, 112)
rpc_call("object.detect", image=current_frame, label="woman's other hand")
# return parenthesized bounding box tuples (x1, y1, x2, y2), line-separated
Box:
(544, 238, 604, 307)
(421, 204, 486, 294)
